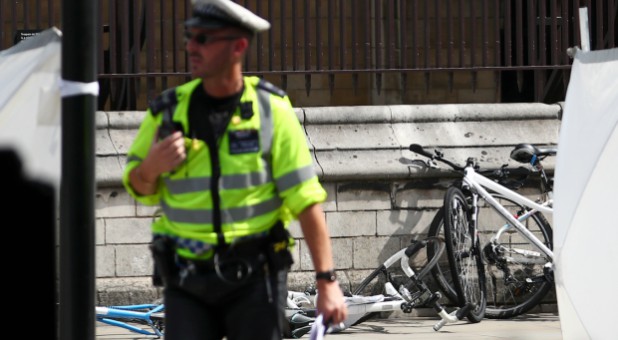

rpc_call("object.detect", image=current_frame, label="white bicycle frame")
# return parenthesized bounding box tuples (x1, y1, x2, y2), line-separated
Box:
(463, 167, 554, 262)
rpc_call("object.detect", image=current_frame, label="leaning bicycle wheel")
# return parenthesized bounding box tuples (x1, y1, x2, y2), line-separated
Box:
(477, 194, 553, 319)
(441, 186, 486, 323)
(427, 208, 460, 304)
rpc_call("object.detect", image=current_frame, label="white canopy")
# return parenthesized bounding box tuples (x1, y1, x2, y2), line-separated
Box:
(0, 27, 62, 191)
(554, 47, 618, 339)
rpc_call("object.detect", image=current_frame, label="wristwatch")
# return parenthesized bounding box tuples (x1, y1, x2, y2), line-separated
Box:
(315, 269, 337, 282)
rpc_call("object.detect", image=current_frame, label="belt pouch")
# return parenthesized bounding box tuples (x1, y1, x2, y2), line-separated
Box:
(266, 222, 294, 271)
(149, 236, 178, 287)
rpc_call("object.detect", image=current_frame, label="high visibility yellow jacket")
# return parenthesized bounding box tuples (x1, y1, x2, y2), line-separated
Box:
(122, 76, 326, 259)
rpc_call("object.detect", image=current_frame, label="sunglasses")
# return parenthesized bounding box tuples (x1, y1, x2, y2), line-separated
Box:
(183, 31, 241, 45)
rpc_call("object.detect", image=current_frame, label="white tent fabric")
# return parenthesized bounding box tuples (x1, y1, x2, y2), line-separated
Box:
(554, 47, 618, 340)
(0, 27, 62, 191)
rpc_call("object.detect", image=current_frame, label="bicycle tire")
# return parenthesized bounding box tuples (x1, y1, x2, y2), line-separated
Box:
(427, 208, 460, 304)
(441, 186, 486, 323)
(477, 194, 553, 319)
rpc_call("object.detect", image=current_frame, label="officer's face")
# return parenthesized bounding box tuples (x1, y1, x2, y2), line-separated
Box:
(185, 27, 247, 79)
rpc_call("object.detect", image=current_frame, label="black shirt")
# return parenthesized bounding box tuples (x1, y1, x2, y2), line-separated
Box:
(188, 85, 243, 143)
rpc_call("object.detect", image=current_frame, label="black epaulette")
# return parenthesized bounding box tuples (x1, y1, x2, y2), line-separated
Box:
(148, 87, 178, 116)
(257, 79, 287, 98)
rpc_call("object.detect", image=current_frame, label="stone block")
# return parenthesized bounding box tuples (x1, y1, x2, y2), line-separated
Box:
(353, 236, 402, 269)
(115, 245, 153, 277)
(105, 217, 152, 244)
(336, 183, 391, 211)
(376, 209, 438, 236)
(96, 188, 135, 218)
(96, 245, 115, 277)
(326, 211, 376, 237)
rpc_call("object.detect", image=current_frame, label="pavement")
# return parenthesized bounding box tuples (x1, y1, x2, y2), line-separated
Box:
(96, 312, 562, 340)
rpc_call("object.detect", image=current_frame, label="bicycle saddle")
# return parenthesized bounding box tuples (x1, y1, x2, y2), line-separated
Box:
(510, 144, 557, 164)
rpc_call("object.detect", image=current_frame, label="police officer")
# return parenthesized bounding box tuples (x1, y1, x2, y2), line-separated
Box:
(123, 0, 348, 339)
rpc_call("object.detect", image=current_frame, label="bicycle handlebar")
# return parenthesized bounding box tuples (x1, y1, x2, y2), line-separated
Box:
(409, 144, 466, 171)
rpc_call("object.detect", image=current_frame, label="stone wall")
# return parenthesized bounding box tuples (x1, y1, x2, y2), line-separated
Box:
(95, 102, 562, 311)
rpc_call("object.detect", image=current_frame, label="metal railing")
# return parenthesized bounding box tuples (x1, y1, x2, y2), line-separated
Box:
(1, 0, 616, 110)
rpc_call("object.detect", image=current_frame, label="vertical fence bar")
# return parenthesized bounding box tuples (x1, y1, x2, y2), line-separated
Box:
(400, 0, 408, 94)
(268, 0, 274, 72)
(470, 0, 477, 91)
(291, 0, 298, 71)
(504, 0, 512, 66)
(185, 0, 191, 78)
(48, 0, 53, 27)
(11, 1, 17, 35)
(550, 0, 558, 65)
(608, 0, 615, 48)
(375, 0, 382, 93)
(256, 0, 263, 71)
(446, 0, 453, 91)
(280, 0, 287, 89)
(539, 1, 547, 65)
(458, 0, 465, 69)
(351, 0, 358, 94)
(481, 0, 488, 67)
(146, 0, 156, 102)
(23, 0, 29, 29)
(1, 3, 4, 48)
(339, 0, 346, 71)
(526, 0, 541, 101)
(494, 1, 502, 97)
(304, 0, 311, 95)
(434, 1, 441, 70)
(561, 0, 570, 90)
(172, 0, 178, 74)
(424, 1, 430, 92)
(160, 0, 167, 90)
(36, 0, 41, 28)
(315, 0, 322, 71)
(411, 0, 417, 69)
(387, 0, 395, 69)
(328, 0, 334, 93)
(364, 0, 370, 72)
(595, 0, 603, 50)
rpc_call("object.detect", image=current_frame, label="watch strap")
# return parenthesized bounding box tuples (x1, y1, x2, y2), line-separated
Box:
(315, 269, 337, 282)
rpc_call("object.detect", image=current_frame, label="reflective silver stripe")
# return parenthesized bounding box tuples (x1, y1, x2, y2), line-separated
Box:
(164, 177, 210, 194)
(164, 170, 273, 194)
(161, 195, 282, 224)
(257, 88, 273, 158)
(222, 196, 282, 223)
(275, 165, 317, 192)
(126, 155, 143, 163)
(221, 171, 272, 189)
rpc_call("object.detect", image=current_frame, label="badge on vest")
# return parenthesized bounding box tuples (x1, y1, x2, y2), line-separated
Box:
(228, 129, 260, 154)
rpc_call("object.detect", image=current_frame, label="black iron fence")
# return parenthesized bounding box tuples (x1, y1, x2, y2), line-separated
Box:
(1, 0, 616, 110)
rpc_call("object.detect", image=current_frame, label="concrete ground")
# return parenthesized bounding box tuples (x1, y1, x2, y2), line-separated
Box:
(96, 312, 562, 340)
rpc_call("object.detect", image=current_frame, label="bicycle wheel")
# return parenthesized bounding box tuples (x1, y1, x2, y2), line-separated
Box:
(427, 208, 460, 304)
(441, 186, 486, 323)
(478, 194, 553, 319)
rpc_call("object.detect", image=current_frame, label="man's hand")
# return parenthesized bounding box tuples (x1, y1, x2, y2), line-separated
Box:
(316, 280, 348, 326)
(130, 131, 186, 195)
(144, 130, 186, 175)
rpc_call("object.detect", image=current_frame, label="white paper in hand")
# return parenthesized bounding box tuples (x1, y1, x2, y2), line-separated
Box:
(309, 314, 326, 340)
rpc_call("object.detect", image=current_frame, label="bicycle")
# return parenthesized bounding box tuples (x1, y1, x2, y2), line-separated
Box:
(284, 237, 476, 338)
(411, 143, 556, 319)
(95, 240, 478, 339)
(96, 302, 165, 338)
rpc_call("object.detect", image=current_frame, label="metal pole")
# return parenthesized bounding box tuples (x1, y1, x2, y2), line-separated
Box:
(59, 0, 98, 339)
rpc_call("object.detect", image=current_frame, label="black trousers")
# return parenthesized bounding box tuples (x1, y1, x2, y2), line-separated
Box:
(163, 266, 289, 340)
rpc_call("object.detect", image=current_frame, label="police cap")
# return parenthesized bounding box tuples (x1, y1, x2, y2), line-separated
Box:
(185, 0, 271, 34)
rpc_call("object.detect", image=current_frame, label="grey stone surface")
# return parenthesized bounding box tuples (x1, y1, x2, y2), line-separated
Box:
(93, 103, 562, 307)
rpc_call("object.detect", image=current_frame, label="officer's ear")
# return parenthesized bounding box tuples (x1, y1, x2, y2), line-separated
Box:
(232, 36, 250, 55)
